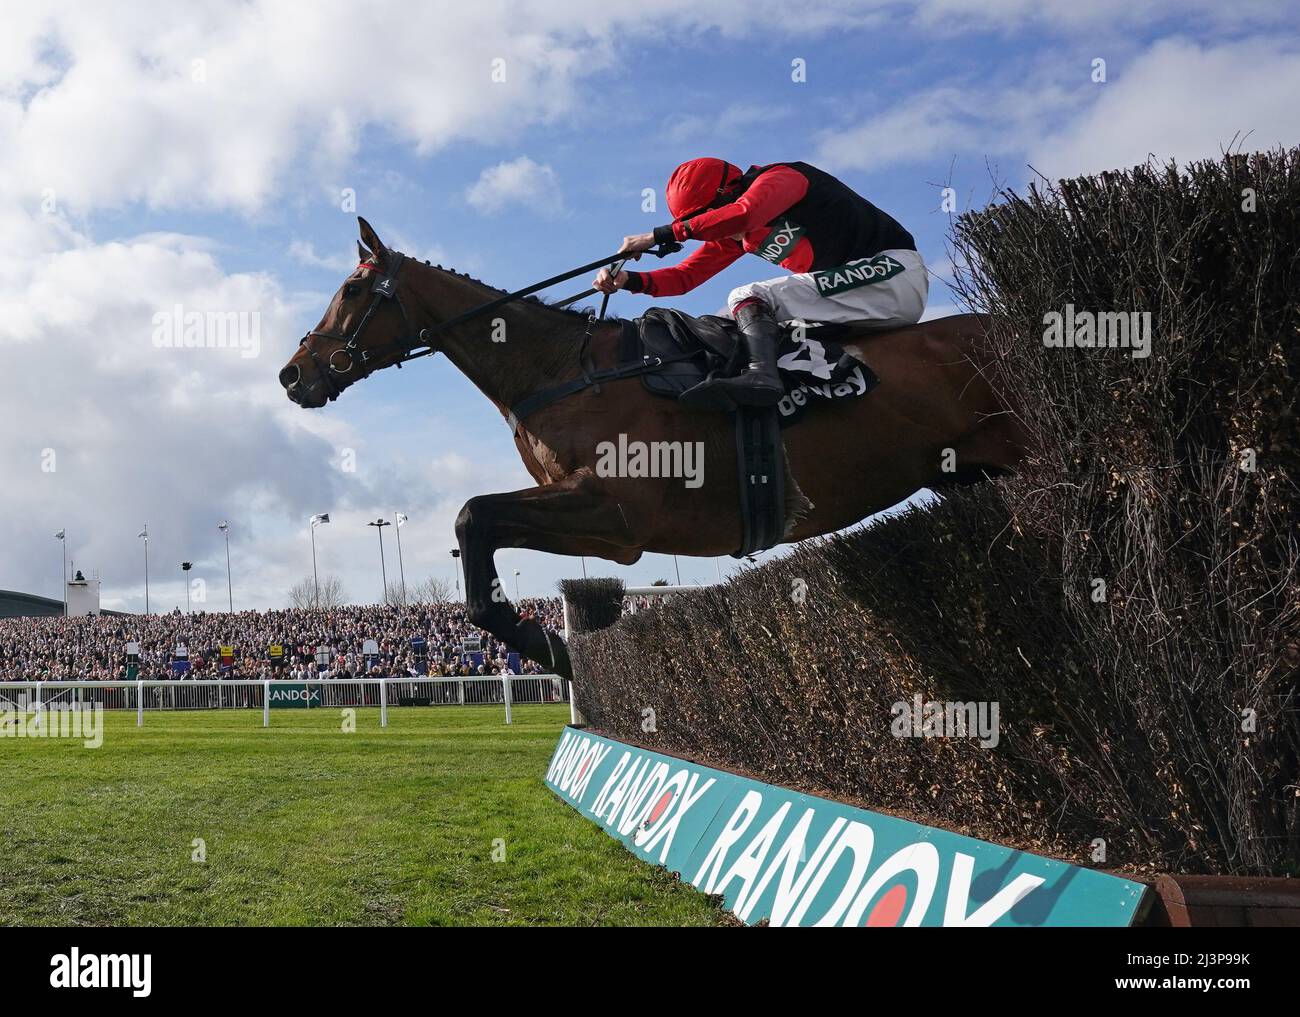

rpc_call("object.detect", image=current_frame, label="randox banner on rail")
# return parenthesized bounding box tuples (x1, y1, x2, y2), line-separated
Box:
(545, 728, 1148, 927)
(267, 683, 322, 709)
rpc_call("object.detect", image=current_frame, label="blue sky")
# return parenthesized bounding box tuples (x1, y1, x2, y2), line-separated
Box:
(3, 1, 1298, 611)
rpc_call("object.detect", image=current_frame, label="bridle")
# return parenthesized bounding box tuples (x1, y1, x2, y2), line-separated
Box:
(297, 251, 422, 402)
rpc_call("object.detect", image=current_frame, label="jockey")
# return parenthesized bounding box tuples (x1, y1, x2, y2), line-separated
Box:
(593, 158, 927, 407)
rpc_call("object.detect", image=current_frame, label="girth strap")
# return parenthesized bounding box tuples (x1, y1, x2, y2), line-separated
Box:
(505, 321, 697, 435)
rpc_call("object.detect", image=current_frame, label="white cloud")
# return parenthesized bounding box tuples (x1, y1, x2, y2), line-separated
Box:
(813, 82, 1080, 174)
(908, 0, 1285, 33)
(659, 102, 789, 146)
(0, 1, 913, 221)
(815, 35, 1300, 185)
(287, 240, 355, 273)
(815, 89, 987, 173)
(1029, 38, 1300, 181)
(465, 156, 566, 217)
(6, 2, 1283, 220)
(0, 3, 604, 216)
(0, 218, 406, 612)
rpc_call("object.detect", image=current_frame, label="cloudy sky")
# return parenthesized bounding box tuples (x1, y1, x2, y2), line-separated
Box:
(3, 0, 1297, 612)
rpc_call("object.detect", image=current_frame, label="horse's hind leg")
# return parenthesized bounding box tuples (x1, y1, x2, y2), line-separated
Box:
(454, 471, 642, 679)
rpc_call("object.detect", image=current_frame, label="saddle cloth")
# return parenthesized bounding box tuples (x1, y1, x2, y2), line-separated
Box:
(620, 307, 880, 427)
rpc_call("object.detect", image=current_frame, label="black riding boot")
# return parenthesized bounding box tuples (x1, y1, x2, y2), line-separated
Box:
(712, 300, 785, 406)
(680, 301, 785, 409)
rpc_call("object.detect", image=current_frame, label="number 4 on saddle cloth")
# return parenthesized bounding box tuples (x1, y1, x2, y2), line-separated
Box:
(625, 307, 879, 425)
(624, 307, 882, 557)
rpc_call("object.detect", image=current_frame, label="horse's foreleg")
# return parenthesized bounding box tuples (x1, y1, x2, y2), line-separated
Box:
(454, 473, 641, 680)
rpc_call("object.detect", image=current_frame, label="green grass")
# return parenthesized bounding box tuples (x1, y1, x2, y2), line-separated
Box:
(0, 705, 726, 926)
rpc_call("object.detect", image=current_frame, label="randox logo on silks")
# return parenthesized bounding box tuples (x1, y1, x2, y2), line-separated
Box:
(545, 729, 1148, 927)
(813, 254, 905, 295)
(757, 219, 805, 264)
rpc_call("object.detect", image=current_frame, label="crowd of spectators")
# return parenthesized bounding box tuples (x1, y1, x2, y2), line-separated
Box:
(0, 599, 563, 682)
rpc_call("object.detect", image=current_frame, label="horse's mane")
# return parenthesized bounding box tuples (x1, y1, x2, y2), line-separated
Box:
(425, 261, 622, 323)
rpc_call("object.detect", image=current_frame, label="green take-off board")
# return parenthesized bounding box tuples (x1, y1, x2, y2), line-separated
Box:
(546, 728, 1148, 927)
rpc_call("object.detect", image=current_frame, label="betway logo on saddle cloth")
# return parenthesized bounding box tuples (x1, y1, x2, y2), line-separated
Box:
(545, 729, 1146, 927)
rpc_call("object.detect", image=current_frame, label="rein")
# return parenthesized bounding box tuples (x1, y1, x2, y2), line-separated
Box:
(298, 241, 686, 415)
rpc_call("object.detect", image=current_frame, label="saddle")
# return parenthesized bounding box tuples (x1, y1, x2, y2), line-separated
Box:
(620, 308, 865, 407)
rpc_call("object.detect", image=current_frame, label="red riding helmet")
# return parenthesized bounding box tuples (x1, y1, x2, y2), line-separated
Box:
(665, 158, 743, 220)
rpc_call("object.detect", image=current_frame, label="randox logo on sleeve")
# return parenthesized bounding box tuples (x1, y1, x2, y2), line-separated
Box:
(756, 219, 805, 264)
(813, 253, 905, 295)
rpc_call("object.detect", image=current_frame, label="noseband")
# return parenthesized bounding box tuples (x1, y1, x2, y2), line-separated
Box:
(298, 252, 421, 401)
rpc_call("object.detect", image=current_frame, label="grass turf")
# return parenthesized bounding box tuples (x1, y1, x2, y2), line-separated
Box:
(0, 705, 726, 926)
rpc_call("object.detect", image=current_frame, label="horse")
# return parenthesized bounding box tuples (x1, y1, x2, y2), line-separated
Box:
(279, 218, 1025, 678)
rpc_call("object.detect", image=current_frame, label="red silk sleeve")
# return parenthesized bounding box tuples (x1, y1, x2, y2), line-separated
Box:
(636, 239, 744, 297)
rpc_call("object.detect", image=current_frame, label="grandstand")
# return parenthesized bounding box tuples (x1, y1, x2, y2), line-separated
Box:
(0, 588, 124, 620)
(0, 590, 64, 619)
(0, 598, 564, 682)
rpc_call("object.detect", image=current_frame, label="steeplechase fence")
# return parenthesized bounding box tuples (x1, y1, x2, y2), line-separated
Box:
(561, 583, 700, 727)
(0, 674, 567, 729)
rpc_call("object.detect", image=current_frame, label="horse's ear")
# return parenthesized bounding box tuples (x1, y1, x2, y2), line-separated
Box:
(356, 240, 371, 264)
(357, 217, 388, 265)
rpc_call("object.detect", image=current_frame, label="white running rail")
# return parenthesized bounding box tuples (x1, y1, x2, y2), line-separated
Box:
(0, 675, 567, 729)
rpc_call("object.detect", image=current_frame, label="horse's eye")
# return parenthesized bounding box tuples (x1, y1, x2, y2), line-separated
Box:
(342, 284, 360, 299)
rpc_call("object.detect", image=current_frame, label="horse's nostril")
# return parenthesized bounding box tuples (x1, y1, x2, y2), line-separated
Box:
(279, 365, 301, 389)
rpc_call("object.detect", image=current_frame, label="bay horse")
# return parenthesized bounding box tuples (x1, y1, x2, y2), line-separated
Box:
(279, 218, 1024, 678)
